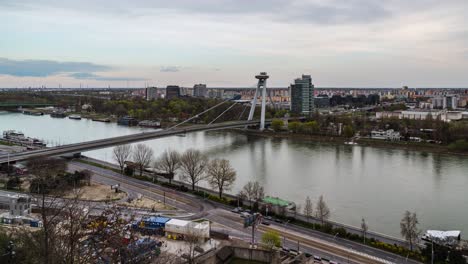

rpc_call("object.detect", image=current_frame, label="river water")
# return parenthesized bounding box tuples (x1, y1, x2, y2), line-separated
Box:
(1, 111, 468, 238)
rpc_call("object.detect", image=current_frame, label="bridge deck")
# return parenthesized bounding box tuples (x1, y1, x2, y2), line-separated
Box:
(0, 119, 270, 163)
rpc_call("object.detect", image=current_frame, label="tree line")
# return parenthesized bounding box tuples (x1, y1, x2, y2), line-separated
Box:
(113, 144, 237, 199)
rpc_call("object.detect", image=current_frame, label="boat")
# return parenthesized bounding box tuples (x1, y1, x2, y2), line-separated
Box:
(92, 118, 111, 123)
(2, 130, 46, 147)
(50, 111, 66, 118)
(3, 130, 25, 140)
(68, 115, 82, 120)
(23, 110, 43, 116)
(118, 116, 138, 126)
(138, 120, 161, 128)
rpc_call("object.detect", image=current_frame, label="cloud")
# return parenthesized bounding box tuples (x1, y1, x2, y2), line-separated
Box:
(160, 66, 180, 72)
(0, 0, 393, 25)
(68, 72, 147, 81)
(0, 57, 110, 77)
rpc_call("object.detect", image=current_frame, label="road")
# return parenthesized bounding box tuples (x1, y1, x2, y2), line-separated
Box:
(68, 160, 422, 264)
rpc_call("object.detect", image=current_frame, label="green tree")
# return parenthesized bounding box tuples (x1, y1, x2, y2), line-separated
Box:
(261, 230, 281, 250)
(343, 125, 355, 138)
(303, 121, 320, 134)
(288, 121, 303, 133)
(6, 177, 22, 190)
(271, 119, 284, 132)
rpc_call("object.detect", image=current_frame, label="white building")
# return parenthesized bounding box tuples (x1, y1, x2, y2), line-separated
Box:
(376, 110, 468, 122)
(165, 219, 210, 239)
(371, 129, 401, 141)
(0, 190, 38, 225)
(423, 230, 461, 246)
(193, 84, 207, 97)
(431, 95, 459, 109)
(0, 191, 32, 216)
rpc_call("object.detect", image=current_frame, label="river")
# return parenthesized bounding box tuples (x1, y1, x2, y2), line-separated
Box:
(1, 111, 468, 238)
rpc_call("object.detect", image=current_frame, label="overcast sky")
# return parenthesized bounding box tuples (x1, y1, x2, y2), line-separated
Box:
(1, 0, 467, 88)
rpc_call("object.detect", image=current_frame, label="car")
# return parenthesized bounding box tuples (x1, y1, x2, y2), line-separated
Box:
(261, 221, 270, 226)
(231, 207, 242, 213)
(313, 255, 321, 261)
(274, 218, 284, 224)
(265, 216, 273, 220)
(240, 212, 251, 218)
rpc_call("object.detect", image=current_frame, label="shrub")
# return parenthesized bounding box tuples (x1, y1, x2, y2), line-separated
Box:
(448, 139, 468, 152)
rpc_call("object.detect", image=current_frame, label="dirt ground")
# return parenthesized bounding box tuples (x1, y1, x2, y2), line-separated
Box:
(119, 196, 174, 210)
(63, 183, 127, 201)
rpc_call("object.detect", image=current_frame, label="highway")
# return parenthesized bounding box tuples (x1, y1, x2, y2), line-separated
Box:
(68, 160, 422, 264)
(0, 119, 268, 164)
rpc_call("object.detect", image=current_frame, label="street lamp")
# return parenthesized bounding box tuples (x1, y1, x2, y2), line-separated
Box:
(333, 232, 339, 240)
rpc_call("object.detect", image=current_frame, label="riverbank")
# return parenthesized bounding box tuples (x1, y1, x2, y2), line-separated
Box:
(233, 129, 468, 157)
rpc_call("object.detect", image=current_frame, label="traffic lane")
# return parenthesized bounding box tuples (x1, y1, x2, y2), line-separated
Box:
(269, 221, 420, 264)
(206, 210, 359, 264)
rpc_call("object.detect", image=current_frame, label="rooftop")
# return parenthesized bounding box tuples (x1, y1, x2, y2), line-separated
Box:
(263, 196, 291, 207)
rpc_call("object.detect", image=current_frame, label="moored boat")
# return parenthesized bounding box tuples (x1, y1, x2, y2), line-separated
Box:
(138, 120, 161, 128)
(68, 115, 82, 120)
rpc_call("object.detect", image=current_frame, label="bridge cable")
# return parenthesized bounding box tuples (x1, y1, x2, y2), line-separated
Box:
(167, 98, 231, 130)
(208, 102, 239, 125)
(237, 104, 249, 120)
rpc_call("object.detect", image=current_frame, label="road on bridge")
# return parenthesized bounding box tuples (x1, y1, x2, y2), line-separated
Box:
(0, 119, 270, 164)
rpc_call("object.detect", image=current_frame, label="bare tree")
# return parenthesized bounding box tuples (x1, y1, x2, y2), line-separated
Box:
(155, 149, 181, 184)
(361, 218, 369, 243)
(133, 144, 154, 176)
(400, 211, 421, 251)
(113, 144, 132, 174)
(315, 195, 330, 225)
(27, 157, 69, 264)
(179, 149, 208, 191)
(303, 196, 313, 222)
(240, 181, 264, 210)
(184, 229, 204, 264)
(57, 189, 94, 264)
(293, 204, 301, 219)
(207, 159, 236, 198)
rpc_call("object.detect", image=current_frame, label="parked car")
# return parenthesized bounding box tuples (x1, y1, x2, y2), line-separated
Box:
(240, 212, 251, 218)
(261, 221, 270, 226)
(274, 218, 284, 224)
(313, 255, 321, 262)
(231, 207, 242, 213)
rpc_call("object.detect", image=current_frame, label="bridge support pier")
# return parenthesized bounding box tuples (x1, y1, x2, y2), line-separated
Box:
(248, 72, 269, 131)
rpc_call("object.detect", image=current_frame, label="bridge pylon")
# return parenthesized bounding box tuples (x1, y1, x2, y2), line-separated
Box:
(247, 72, 269, 131)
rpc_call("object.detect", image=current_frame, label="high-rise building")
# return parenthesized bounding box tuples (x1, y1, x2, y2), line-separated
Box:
(193, 84, 207, 97)
(166, 85, 180, 100)
(145, 87, 158, 101)
(290, 74, 315, 115)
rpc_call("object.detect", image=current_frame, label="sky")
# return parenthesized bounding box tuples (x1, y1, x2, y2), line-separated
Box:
(1, 0, 467, 88)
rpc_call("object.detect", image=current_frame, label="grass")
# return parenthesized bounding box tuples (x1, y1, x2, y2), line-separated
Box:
(0, 140, 15, 146)
(75, 159, 121, 174)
